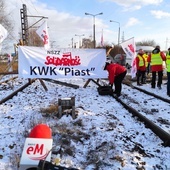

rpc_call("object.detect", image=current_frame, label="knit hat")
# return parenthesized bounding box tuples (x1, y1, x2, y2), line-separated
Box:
(156, 45, 160, 49)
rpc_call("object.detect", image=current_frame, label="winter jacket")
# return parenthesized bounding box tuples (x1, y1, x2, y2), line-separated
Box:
(106, 63, 127, 84)
(136, 54, 146, 71)
(147, 48, 166, 72)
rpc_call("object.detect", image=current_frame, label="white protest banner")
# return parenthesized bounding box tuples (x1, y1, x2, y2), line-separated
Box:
(121, 37, 136, 78)
(0, 24, 8, 43)
(36, 21, 50, 50)
(18, 46, 108, 79)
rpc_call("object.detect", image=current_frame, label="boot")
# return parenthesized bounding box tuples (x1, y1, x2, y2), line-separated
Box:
(141, 77, 146, 84)
(151, 83, 155, 88)
(157, 85, 162, 89)
(137, 83, 142, 86)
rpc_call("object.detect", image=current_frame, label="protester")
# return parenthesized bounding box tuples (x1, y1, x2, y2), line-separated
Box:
(135, 49, 146, 85)
(166, 48, 170, 97)
(144, 52, 150, 75)
(103, 62, 127, 97)
(7, 53, 13, 64)
(147, 45, 166, 89)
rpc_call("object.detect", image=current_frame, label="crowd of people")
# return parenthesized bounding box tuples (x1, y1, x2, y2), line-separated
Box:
(104, 45, 170, 97)
(135, 45, 170, 97)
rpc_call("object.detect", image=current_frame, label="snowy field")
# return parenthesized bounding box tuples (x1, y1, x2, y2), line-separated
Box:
(0, 75, 170, 170)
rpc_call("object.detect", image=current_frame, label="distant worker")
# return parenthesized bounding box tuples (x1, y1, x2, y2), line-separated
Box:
(166, 48, 170, 97)
(135, 49, 146, 85)
(7, 53, 13, 64)
(103, 62, 127, 97)
(147, 45, 166, 89)
(143, 52, 150, 75)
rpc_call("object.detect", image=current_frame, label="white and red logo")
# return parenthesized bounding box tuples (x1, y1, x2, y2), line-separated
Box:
(26, 143, 50, 160)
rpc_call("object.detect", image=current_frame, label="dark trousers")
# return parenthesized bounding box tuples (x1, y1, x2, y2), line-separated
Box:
(146, 63, 150, 75)
(151, 71, 163, 88)
(114, 71, 127, 95)
(167, 72, 170, 95)
(137, 70, 146, 84)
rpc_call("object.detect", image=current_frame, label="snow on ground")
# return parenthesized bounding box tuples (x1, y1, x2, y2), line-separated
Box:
(0, 75, 170, 170)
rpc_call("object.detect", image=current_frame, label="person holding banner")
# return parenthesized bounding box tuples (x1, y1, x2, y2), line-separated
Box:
(103, 62, 127, 97)
(147, 45, 166, 89)
(135, 49, 146, 86)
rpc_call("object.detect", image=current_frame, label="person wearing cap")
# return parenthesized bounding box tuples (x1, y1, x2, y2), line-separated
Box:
(135, 49, 146, 85)
(166, 48, 170, 96)
(103, 62, 127, 97)
(147, 45, 166, 89)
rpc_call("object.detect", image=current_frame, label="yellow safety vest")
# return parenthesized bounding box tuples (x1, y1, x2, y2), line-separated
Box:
(151, 52, 163, 66)
(166, 53, 170, 72)
(143, 54, 148, 67)
(137, 55, 145, 67)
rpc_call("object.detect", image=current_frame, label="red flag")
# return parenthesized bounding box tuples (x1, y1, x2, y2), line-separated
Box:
(36, 21, 50, 50)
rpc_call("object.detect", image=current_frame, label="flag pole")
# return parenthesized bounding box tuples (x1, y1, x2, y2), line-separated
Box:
(101, 29, 104, 47)
(120, 37, 134, 44)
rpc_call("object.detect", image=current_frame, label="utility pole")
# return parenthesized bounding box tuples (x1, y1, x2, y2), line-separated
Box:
(85, 12, 103, 48)
(165, 37, 169, 50)
(71, 38, 74, 48)
(121, 31, 125, 43)
(20, 4, 48, 90)
(75, 34, 85, 48)
(20, 4, 48, 46)
(20, 4, 29, 45)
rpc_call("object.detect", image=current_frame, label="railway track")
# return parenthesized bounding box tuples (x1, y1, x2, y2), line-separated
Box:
(1, 77, 170, 146)
(111, 82, 170, 146)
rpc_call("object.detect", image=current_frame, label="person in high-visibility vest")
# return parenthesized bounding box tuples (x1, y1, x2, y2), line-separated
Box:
(135, 49, 146, 85)
(143, 52, 150, 75)
(166, 48, 170, 96)
(147, 45, 166, 89)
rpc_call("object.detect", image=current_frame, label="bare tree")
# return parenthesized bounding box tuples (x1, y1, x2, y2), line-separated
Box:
(0, 0, 14, 52)
(82, 38, 93, 48)
(28, 28, 43, 47)
(136, 39, 156, 46)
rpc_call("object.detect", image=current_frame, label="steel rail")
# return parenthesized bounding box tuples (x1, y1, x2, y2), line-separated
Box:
(0, 79, 36, 104)
(112, 94, 170, 147)
(124, 82, 170, 104)
(43, 79, 79, 89)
